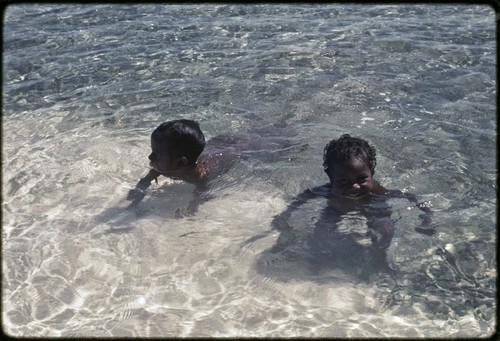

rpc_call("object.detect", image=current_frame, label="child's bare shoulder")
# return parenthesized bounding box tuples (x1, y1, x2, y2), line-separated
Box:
(310, 184, 332, 197)
(206, 132, 262, 150)
(200, 134, 244, 160)
(195, 134, 246, 180)
(372, 181, 389, 196)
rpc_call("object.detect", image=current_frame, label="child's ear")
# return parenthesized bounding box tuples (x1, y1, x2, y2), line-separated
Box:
(176, 156, 189, 168)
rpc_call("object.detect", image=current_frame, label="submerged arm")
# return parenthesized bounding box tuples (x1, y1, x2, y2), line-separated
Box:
(241, 185, 325, 247)
(177, 181, 212, 218)
(126, 169, 161, 204)
(271, 185, 326, 231)
(388, 189, 435, 236)
(365, 215, 395, 274)
(366, 216, 395, 249)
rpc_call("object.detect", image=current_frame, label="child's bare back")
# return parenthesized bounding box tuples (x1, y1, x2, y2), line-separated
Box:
(194, 132, 266, 181)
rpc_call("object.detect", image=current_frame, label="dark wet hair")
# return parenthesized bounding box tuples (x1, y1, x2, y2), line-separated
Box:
(151, 119, 206, 166)
(323, 134, 377, 180)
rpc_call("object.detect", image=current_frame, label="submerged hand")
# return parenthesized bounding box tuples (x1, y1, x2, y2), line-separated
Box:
(415, 214, 436, 236)
(271, 215, 292, 231)
(174, 206, 197, 218)
(126, 169, 159, 202)
(126, 188, 146, 202)
(415, 224, 436, 236)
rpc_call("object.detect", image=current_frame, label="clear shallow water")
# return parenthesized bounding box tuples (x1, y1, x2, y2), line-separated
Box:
(2, 4, 496, 337)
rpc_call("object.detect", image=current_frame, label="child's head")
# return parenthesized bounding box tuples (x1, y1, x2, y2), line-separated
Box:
(149, 119, 206, 173)
(323, 134, 377, 199)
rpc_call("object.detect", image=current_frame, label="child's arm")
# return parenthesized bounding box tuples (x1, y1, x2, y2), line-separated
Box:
(240, 185, 325, 247)
(126, 169, 161, 203)
(271, 185, 327, 231)
(367, 216, 395, 249)
(176, 181, 211, 218)
(365, 215, 395, 273)
(387, 189, 435, 236)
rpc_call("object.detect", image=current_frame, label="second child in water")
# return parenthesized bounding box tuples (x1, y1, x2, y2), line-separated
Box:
(272, 134, 435, 265)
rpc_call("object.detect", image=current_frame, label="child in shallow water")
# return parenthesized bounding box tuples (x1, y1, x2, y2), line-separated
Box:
(127, 119, 304, 216)
(126, 119, 241, 214)
(271, 134, 435, 260)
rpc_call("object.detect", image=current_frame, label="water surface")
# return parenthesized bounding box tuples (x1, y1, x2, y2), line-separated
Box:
(2, 4, 496, 337)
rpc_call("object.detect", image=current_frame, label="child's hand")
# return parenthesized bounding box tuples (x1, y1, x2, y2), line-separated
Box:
(271, 215, 292, 231)
(126, 188, 146, 202)
(174, 206, 197, 218)
(415, 213, 436, 236)
(127, 169, 159, 202)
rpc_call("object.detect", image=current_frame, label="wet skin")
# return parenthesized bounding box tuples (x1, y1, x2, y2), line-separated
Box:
(148, 136, 241, 184)
(127, 133, 255, 214)
(325, 157, 433, 240)
(148, 140, 199, 182)
(324, 157, 388, 217)
(263, 156, 435, 274)
(327, 159, 394, 253)
(148, 141, 179, 174)
(329, 157, 383, 200)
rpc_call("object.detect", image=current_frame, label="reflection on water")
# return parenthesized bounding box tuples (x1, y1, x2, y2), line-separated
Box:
(2, 4, 496, 338)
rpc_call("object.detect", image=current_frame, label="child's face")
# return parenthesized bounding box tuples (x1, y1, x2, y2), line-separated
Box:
(328, 157, 374, 200)
(148, 140, 178, 174)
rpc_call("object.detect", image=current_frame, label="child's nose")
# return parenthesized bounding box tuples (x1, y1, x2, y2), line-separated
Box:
(148, 153, 156, 161)
(351, 183, 361, 189)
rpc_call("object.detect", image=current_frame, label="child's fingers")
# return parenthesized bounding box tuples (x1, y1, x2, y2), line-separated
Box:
(415, 224, 436, 236)
(126, 188, 145, 201)
(271, 216, 292, 231)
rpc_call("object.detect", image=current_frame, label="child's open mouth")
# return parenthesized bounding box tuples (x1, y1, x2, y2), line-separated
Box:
(345, 189, 360, 197)
(344, 189, 366, 198)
